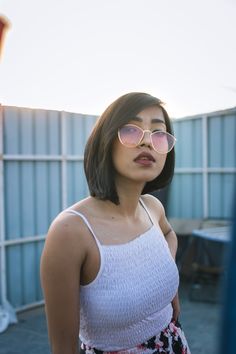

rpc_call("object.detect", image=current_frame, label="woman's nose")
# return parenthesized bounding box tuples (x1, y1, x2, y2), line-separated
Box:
(139, 130, 153, 149)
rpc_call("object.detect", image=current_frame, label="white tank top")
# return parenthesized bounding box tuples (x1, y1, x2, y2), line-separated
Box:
(66, 199, 179, 351)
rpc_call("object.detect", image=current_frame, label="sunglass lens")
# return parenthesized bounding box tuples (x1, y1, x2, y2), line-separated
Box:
(152, 132, 175, 153)
(119, 125, 142, 147)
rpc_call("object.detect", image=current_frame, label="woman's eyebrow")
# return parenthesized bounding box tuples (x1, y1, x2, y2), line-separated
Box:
(131, 116, 166, 125)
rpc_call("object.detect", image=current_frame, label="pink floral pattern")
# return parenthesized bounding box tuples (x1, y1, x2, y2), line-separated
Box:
(81, 320, 191, 354)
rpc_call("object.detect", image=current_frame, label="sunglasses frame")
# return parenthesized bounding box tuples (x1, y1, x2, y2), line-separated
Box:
(118, 124, 177, 154)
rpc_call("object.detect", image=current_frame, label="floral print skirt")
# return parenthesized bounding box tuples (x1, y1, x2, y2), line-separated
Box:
(80, 320, 191, 354)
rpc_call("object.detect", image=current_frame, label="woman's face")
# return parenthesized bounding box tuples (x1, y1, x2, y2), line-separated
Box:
(112, 105, 168, 188)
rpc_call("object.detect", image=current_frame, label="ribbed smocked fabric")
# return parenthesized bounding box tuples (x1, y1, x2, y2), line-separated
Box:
(65, 199, 179, 351)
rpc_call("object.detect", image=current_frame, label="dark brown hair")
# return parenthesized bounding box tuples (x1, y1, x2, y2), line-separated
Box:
(84, 92, 175, 204)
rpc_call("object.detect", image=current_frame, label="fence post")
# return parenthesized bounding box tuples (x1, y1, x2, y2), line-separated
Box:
(0, 105, 17, 333)
(202, 115, 208, 219)
(61, 111, 68, 209)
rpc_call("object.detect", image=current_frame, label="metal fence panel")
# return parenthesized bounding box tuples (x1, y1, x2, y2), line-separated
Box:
(3, 107, 20, 154)
(66, 113, 86, 155)
(168, 173, 203, 218)
(1, 104, 236, 312)
(0, 105, 97, 311)
(169, 108, 236, 219)
(208, 173, 235, 218)
(174, 118, 202, 168)
(67, 161, 88, 206)
(4, 161, 62, 240)
(208, 114, 236, 168)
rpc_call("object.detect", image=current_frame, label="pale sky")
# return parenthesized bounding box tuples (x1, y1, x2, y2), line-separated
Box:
(0, 0, 236, 118)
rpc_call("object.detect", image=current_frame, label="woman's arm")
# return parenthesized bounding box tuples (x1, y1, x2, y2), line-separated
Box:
(159, 214, 178, 260)
(145, 194, 178, 259)
(40, 215, 86, 354)
(143, 194, 180, 321)
(158, 204, 180, 320)
(159, 205, 180, 321)
(158, 203, 180, 321)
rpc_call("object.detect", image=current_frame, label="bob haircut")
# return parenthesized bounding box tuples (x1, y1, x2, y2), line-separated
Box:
(84, 92, 175, 205)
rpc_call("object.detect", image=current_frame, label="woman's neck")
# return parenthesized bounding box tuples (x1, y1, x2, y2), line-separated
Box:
(108, 180, 145, 219)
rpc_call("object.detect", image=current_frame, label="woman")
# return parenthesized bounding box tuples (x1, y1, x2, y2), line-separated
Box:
(40, 92, 190, 354)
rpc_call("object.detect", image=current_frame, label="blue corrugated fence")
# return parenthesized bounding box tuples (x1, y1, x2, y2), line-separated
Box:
(0, 104, 235, 310)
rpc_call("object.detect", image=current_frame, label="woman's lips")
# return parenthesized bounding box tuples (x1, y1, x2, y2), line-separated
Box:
(134, 152, 155, 166)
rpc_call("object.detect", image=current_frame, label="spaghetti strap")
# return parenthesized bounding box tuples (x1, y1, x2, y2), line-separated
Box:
(64, 209, 102, 249)
(64, 209, 104, 288)
(139, 197, 155, 225)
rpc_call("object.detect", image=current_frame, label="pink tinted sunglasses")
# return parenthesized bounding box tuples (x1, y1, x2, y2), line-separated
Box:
(118, 124, 176, 154)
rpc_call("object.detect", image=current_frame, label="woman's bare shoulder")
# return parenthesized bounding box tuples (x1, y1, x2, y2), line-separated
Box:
(44, 197, 95, 257)
(50, 197, 93, 232)
(141, 193, 165, 213)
